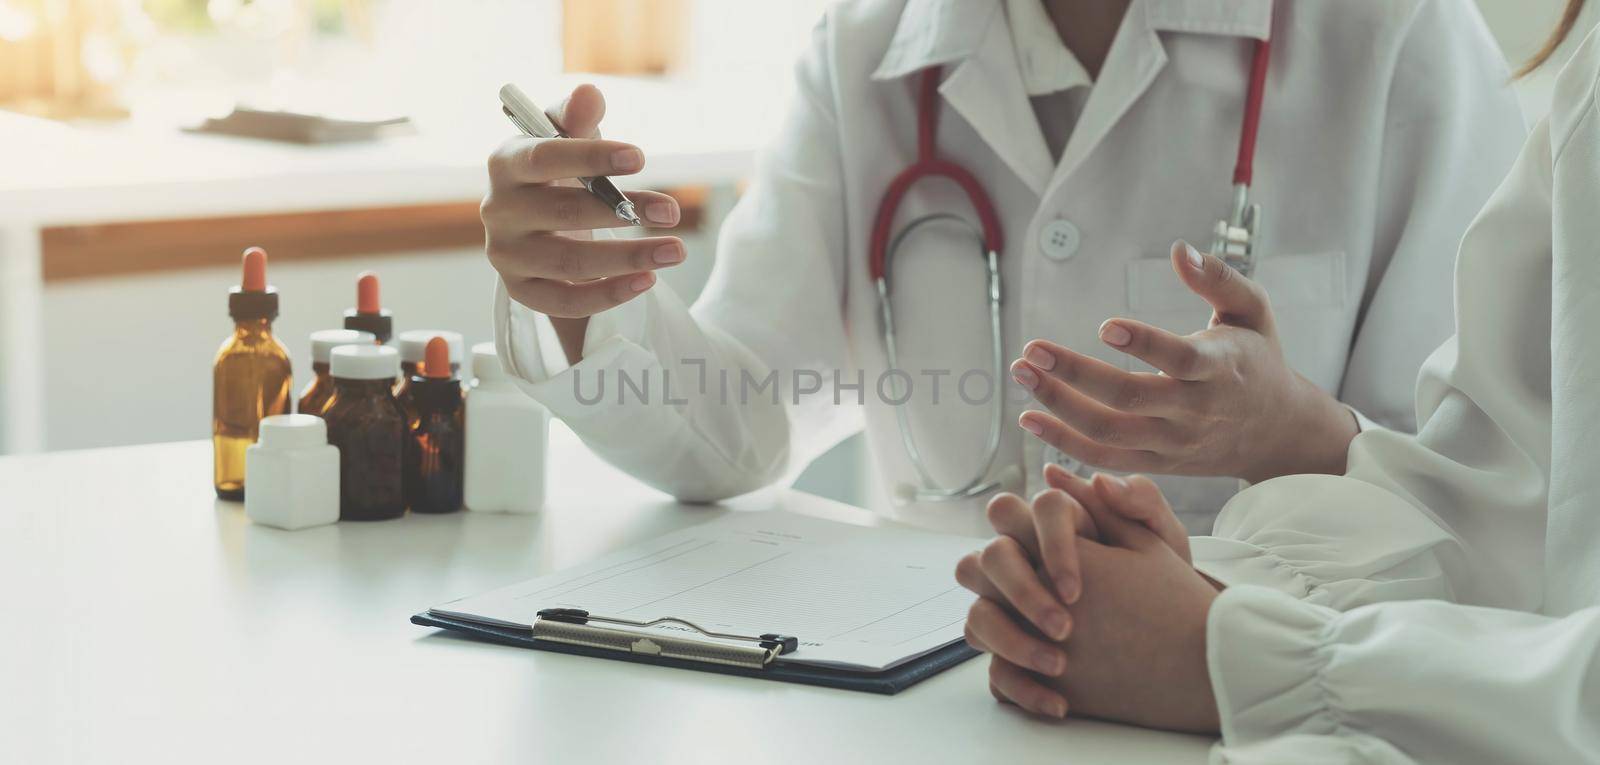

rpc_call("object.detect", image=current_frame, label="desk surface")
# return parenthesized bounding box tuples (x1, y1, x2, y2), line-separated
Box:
(0, 424, 1212, 764)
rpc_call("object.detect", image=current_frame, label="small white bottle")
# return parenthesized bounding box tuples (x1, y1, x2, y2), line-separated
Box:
(245, 414, 341, 530)
(464, 343, 548, 513)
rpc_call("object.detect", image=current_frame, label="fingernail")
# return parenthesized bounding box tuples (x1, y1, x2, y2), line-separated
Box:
(1046, 612, 1071, 641)
(1183, 240, 1204, 270)
(1057, 578, 1080, 605)
(1011, 364, 1039, 390)
(611, 148, 644, 172)
(1099, 321, 1131, 347)
(1036, 648, 1066, 676)
(1050, 700, 1069, 719)
(1020, 416, 1044, 435)
(645, 201, 679, 225)
(1024, 344, 1055, 371)
(652, 244, 684, 265)
(629, 273, 654, 292)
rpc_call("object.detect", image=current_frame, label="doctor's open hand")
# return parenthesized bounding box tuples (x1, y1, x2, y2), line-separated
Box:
(1011, 240, 1358, 485)
(482, 84, 684, 364)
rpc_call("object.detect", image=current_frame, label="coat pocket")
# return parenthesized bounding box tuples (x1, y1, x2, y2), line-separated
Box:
(1122, 251, 1349, 383)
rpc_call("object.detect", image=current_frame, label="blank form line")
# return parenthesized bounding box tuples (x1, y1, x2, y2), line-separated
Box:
(826, 587, 961, 640)
(513, 539, 713, 601)
(892, 616, 966, 646)
(619, 552, 792, 615)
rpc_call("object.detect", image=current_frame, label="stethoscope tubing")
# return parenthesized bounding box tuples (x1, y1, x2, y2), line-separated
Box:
(872, 28, 1271, 503)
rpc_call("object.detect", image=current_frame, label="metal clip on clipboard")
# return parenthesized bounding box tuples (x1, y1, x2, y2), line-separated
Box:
(533, 609, 800, 670)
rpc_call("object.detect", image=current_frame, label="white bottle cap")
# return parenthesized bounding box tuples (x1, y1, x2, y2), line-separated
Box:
(309, 329, 376, 364)
(331, 344, 400, 380)
(470, 342, 506, 381)
(397, 330, 464, 365)
(257, 413, 328, 449)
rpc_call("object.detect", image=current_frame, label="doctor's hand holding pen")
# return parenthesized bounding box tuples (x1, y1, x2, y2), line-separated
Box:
(482, 84, 685, 365)
(955, 468, 1221, 729)
(1009, 240, 1359, 485)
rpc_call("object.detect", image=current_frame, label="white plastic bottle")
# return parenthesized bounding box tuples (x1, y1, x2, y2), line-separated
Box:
(245, 414, 340, 530)
(464, 343, 548, 513)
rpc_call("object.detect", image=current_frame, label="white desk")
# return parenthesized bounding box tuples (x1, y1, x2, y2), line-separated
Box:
(0, 423, 1212, 764)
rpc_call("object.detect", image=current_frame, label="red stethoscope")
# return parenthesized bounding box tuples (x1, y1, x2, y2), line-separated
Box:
(869, 38, 1271, 504)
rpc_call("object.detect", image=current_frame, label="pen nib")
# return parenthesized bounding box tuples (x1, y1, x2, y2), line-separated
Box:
(616, 200, 643, 226)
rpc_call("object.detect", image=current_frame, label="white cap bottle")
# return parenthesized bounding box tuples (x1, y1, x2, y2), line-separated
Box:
(464, 343, 548, 513)
(245, 414, 340, 530)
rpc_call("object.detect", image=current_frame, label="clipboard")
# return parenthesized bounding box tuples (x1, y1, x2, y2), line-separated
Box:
(411, 609, 979, 695)
(412, 511, 988, 695)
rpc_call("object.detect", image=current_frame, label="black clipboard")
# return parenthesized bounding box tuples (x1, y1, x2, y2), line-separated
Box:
(411, 611, 979, 695)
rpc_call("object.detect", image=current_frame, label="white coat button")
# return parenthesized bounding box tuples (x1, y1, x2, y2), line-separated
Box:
(1038, 219, 1081, 261)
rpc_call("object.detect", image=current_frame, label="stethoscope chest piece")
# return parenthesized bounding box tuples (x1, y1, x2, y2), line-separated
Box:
(1212, 183, 1262, 278)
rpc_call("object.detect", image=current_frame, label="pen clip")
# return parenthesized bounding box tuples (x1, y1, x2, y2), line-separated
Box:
(499, 83, 563, 138)
(536, 608, 799, 655)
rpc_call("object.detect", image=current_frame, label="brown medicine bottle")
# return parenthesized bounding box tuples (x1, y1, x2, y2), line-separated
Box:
(322, 344, 407, 521)
(297, 329, 375, 416)
(213, 247, 293, 500)
(402, 337, 466, 513)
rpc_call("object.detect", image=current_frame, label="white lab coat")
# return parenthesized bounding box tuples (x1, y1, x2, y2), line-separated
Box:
(494, 0, 1527, 535)
(1191, 24, 1600, 764)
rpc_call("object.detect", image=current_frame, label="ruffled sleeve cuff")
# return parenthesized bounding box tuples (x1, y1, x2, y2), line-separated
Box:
(1190, 474, 1457, 610)
(1207, 586, 1342, 745)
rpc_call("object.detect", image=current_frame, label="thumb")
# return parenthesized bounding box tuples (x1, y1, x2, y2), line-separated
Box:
(1080, 474, 1162, 551)
(1169, 239, 1274, 334)
(551, 83, 607, 139)
(1101, 475, 1191, 563)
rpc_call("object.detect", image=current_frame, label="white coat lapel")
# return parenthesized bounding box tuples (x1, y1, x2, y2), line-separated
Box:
(938, 10, 1054, 196)
(1045, 0, 1275, 196)
(1047, 1, 1168, 195)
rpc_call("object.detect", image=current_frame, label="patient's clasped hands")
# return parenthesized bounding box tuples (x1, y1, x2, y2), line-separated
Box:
(955, 466, 1223, 733)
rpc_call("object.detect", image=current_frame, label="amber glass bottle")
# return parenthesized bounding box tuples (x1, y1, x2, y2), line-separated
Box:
(323, 344, 408, 521)
(213, 247, 293, 500)
(297, 329, 375, 415)
(401, 337, 466, 513)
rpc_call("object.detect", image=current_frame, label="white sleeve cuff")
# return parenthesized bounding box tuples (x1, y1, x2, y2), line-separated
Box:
(1190, 474, 1456, 610)
(1207, 586, 1341, 745)
(492, 275, 654, 421)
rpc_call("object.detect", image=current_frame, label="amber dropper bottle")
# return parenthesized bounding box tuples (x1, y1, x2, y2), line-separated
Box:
(213, 247, 293, 500)
(402, 337, 466, 514)
(343, 271, 393, 345)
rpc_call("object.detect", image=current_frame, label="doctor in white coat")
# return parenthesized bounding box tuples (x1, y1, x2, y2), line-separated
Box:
(960, 11, 1600, 761)
(482, 0, 1525, 534)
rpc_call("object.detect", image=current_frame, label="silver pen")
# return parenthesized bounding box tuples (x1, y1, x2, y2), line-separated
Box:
(498, 83, 642, 226)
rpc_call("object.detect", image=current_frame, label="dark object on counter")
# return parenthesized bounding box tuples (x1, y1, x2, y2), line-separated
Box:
(323, 345, 407, 521)
(402, 337, 465, 514)
(187, 107, 413, 144)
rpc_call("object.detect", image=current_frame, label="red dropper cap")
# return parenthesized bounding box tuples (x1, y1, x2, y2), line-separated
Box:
(422, 337, 452, 379)
(356, 271, 381, 314)
(229, 246, 278, 321)
(343, 270, 393, 343)
(241, 247, 268, 292)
